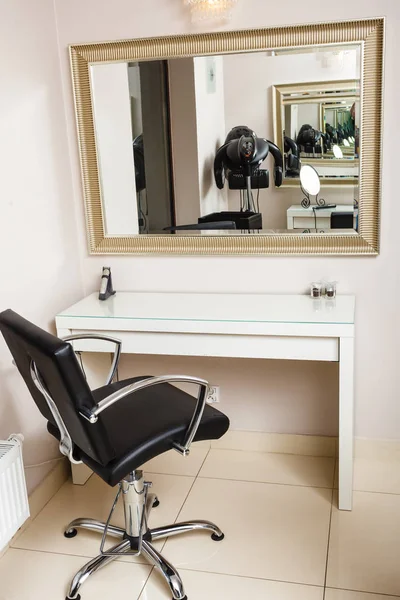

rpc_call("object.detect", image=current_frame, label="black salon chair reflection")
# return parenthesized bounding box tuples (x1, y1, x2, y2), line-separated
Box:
(164, 221, 237, 232)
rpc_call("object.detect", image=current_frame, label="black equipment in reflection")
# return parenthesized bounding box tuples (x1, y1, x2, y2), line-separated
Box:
(214, 126, 283, 205)
(284, 136, 301, 177)
(133, 134, 146, 193)
(321, 133, 332, 152)
(198, 211, 263, 230)
(326, 121, 355, 149)
(164, 221, 237, 232)
(296, 124, 323, 155)
(325, 124, 338, 145)
(297, 123, 355, 157)
(133, 135, 149, 234)
(330, 212, 354, 229)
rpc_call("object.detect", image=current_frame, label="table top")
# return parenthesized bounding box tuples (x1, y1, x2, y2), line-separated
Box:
(57, 292, 355, 326)
(287, 205, 354, 216)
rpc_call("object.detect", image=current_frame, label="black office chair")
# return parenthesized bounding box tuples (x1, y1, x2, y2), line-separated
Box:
(0, 310, 230, 600)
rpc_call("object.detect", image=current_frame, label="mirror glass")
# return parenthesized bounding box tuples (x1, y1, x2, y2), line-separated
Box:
(90, 42, 361, 237)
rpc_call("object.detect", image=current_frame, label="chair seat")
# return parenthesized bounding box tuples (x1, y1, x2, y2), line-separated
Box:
(48, 376, 229, 486)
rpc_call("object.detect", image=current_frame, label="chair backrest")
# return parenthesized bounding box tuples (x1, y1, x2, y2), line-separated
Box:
(0, 309, 116, 466)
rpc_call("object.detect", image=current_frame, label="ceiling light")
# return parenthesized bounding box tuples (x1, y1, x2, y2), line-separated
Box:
(185, 0, 238, 22)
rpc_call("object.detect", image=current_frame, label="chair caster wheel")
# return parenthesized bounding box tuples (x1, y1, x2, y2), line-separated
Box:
(153, 498, 160, 508)
(66, 596, 80, 600)
(173, 597, 187, 600)
(211, 532, 225, 542)
(64, 528, 78, 539)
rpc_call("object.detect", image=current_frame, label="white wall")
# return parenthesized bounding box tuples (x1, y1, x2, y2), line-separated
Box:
(91, 63, 139, 235)
(296, 104, 320, 130)
(53, 0, 400, 441)
(127, 64, 143, 139)
(168, 58, 201, 225)
(193, 56, 228, 217)
(169, 56, 228, 224)
(0, 0, 83, 492)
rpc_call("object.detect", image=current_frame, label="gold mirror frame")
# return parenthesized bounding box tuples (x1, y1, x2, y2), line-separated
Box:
(70, 18, 384, 256)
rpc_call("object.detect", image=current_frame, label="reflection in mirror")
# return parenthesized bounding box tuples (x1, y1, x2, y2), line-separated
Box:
(272, 44, 361, 195)
(90, 42, 361, 238)
(333, 145, 344, 159)
(300, 165, 321, 196)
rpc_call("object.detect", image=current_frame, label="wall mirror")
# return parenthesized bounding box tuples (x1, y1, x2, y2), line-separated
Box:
(70, 18, 384, 255)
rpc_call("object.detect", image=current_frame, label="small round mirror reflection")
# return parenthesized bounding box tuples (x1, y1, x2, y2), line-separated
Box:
(333, 145, 344, 159)
(300, 165, 321, 196)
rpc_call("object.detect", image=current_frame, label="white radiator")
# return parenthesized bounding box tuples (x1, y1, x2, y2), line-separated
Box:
(0, 437, 30, 551)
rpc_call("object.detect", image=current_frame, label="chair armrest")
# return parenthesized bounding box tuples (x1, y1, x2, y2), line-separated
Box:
(30, 360, 82, 465)
(62, 334, 122, 386)
(79, 375, 210, 456)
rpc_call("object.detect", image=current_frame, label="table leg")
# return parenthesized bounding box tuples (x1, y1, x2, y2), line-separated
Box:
(71, 352, 113, 485)
(338, 336, 355, 510)
(72, 463, 93, 485)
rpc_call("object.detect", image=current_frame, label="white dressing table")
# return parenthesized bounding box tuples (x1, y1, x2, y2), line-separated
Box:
(56, 292, 355, 510)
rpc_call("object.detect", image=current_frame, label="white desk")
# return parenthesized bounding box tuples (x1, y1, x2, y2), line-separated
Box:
(56, 292, 355, 510)
(287, 204, 355, 230)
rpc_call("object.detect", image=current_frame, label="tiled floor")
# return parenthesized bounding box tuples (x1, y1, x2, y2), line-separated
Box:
(1, 446, 400, 600)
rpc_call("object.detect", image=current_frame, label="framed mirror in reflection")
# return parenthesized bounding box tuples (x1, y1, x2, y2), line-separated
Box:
(70, 19, 384, 254)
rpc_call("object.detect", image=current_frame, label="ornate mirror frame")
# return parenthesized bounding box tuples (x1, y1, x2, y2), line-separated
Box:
(70, 18, 384, 256)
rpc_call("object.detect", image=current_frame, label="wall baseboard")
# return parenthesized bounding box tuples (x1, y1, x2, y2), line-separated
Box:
(212, 430, 400, 458)
(8, 458, 70, 549)
(212, 430, 338, 457)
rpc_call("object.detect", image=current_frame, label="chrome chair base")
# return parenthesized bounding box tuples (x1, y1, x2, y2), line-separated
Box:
(64, 472, 224, 600)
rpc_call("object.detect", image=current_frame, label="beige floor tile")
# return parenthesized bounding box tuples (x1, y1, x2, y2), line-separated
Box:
(199, 449, 335, 488)
(12, 473, 194, 565)
(327, 491, 400, 596)
(325, 590, 400, 600)
(335, 456, 400, 495)
(139, 568, 324, 600)
(353, 457, 400, 495)
(143, 445, 209, 477)
(334, 458, 400, 495)
(0, 548, 151, 600)
(162, 477, 332, 586)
